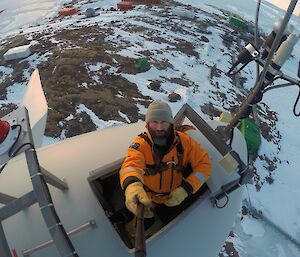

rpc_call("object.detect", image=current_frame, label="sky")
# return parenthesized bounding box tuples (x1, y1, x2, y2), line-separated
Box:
(0, 0, 65, 37)
(267, 0, 300, 15)
(1, 0, 300, 38)
(1, 0, 300, 257)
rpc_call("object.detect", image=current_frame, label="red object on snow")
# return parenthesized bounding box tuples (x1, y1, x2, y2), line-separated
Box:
(99, 69, 108, 77)
(0, 120, 10, 144)
(117, 2, 134, 10)
(58, 7, 78, 16)
(122, 0, 161, 3)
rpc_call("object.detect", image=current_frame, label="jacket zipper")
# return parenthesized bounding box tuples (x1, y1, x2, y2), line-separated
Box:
(152, 135, 180, 191)
(170, 156, 174, 191)
(159, 169, 163, 190)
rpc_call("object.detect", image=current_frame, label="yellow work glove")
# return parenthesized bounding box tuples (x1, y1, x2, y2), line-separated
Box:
(164, 187, 188, 207)
(125, 182, 153, 218)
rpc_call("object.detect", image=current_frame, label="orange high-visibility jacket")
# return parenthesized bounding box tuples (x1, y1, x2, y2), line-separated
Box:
(119, 129, 212, 204)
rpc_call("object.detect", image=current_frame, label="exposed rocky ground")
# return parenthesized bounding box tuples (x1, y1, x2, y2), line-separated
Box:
(0, 0, 284, 256)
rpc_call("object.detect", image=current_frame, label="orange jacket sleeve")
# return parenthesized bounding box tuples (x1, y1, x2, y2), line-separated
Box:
(119, 136, 146, 189)
(182, 133, 212, 193)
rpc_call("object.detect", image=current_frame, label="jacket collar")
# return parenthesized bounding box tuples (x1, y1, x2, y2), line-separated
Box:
(145, 125, 179, 152)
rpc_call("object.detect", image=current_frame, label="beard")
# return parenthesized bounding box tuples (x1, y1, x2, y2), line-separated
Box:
(152, 131, 168, 146)
(149, 125, 174, 147)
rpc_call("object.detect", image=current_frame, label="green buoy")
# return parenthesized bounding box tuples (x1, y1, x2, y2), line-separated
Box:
(137, 57, 150, 72)
(238, 118, 261, 152)
(228, 16, 246, 29)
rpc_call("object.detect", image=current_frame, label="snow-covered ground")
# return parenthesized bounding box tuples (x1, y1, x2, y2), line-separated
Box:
(1, 0, 300, 257)
(0, 0, 64, 38)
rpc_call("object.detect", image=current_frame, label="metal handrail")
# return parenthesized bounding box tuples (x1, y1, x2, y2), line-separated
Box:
(23, 220, 96, 256)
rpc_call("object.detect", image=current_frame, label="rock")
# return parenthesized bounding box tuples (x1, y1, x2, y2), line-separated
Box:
(200, 103, 221, 118)
(228, 231, 235, 238)
(168, 92, 181, 102)
(200, 35, 209, 42)
(148, 81, 162, 92)
(85, 8, 96, 18)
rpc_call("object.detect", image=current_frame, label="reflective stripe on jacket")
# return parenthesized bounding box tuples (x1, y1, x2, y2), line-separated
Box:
(119, 130, 212, 204)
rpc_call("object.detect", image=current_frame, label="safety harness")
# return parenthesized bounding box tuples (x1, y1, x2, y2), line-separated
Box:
(138, 131, 193, 194)
(138, 132, 184, 171)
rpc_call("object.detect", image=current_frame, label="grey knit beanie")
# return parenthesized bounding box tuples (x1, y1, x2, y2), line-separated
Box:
(145, 100, 174, 123)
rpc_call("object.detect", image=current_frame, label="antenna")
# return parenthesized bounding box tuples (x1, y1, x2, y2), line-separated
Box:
(220, 0, 300, 139)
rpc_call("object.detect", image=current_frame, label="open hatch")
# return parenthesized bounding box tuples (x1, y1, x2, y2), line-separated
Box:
(87, 158, 208, 249)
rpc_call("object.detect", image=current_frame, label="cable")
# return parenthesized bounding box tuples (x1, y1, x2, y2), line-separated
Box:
(8, 124, 22, 157)
(254, 0, 262, 81)
(8, 125, 35, 157)
(10, 142, 35, 157)
(263, 82, 293, 93)
(0, 163, 7, 174)
(0, 125, 35, 174)
(1, 142, 35, 174)
(263, 82, 300, 117)
(227, 60, 252, 76)
(0, 124, 22, 174)
(228, 126, 234, 148)
(293, 86, 300, 116)
(215, 194, 229, 209)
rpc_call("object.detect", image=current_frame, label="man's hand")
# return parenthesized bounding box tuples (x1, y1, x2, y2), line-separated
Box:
(165, 187, 188, 207)
(125, 182, 153, 218)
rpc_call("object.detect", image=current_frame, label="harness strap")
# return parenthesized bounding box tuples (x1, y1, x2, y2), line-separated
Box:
(176, 133, 183, 168)
(143, 184, 170, 196)
(145, 161, 185, 171)
(138, 132, 153, 147)
(138, 132, 184, 174)
(175, 134, 183, 155)
(138, 131, 194, 193)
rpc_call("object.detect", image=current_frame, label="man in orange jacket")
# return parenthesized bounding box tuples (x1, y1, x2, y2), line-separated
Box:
(120, 99, 212, 223)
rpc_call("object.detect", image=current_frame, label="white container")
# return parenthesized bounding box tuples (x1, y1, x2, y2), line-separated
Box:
(3, 44, 32, 61)
(172, 7, 196, 19)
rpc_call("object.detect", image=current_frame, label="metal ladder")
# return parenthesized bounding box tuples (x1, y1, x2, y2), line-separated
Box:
(0, 107, 79, 257)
